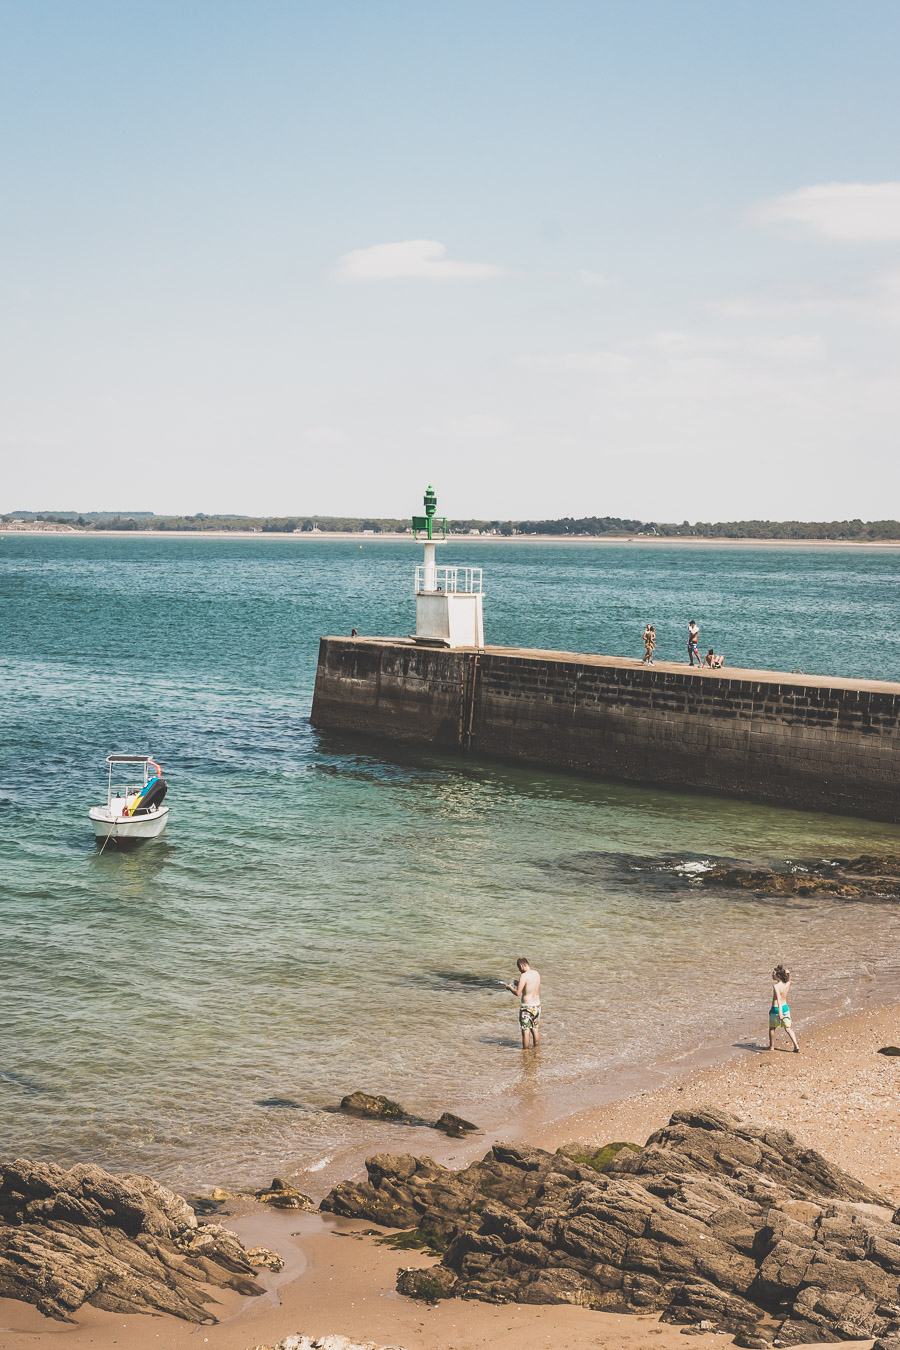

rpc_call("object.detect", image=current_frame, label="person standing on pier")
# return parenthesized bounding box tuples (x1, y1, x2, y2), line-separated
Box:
(506, 957, 541, 1050)
(687, 619, 701, 666)
(642, 623, 656, 664)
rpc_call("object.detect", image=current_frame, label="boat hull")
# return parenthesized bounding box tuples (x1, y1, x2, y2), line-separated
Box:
(89, 805, 169, 841)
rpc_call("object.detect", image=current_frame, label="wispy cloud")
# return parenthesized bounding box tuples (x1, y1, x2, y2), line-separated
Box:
(525, 331, 825, 375)
(715, 267, 900, 325)
(752, 182, 900, 241)
(334, 239, 507, 282)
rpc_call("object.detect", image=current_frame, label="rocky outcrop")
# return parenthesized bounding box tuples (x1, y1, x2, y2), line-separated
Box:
(323, 1108, 900, 1344)
(694, 853, 900, 899)
(0, 1158, 275, 1322)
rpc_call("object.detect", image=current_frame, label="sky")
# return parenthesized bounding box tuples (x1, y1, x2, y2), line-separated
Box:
(2, 0, 899, 521)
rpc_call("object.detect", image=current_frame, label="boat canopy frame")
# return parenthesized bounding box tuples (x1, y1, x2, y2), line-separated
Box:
(104, 754, 161, 805)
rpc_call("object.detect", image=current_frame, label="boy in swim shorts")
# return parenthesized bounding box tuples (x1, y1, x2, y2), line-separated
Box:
(506, 956, 541, 1049)
(767, 963, 800, 1052)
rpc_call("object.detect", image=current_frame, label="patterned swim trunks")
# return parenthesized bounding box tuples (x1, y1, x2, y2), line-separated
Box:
(769, 1004, 791, 1029)
(519, 1003, 541, 1031)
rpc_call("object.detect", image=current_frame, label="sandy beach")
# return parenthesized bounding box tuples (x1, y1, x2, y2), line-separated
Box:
(5, 998, 900, 1350)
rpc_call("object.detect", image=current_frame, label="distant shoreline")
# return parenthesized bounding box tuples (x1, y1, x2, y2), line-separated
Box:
(4, 528, 900, 548)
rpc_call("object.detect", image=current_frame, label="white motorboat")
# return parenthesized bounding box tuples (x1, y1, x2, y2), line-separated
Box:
(89, 754, 170, 843)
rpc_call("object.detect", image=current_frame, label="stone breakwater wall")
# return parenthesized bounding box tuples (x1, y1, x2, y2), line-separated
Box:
(310, 638, 900, 821)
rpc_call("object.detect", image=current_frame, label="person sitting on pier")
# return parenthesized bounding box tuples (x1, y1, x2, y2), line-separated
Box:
(704, 649, 724, 668)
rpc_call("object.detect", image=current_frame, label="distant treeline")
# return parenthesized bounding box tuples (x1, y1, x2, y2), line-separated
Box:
(5, 511, 900, 540)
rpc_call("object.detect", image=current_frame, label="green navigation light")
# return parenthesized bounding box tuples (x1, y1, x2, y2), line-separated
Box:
(412, 484, 447, 541)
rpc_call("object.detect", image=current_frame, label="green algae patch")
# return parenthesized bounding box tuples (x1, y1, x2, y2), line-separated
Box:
(559, 1140, 641, 1173)
(377, 1227, 447, 1255)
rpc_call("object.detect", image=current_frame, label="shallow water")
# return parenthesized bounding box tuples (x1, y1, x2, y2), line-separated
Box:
(1, 535, 898, 1190)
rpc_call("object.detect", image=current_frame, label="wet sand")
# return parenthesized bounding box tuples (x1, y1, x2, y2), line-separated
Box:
(4, 1001, 899, 1350)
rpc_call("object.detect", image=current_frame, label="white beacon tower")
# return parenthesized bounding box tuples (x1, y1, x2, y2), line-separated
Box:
(412, 485, 484, 649)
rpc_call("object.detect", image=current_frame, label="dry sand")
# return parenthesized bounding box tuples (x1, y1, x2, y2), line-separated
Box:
(4, 1003, 899, 1350)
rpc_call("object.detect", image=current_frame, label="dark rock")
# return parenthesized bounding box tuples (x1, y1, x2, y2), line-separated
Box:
(0, 1158, 271, 1321)
(733, 1335, 771, 1349)
(322, 1107, 897, 1344)
(339, 1092, 409, 1121)
(433, 1113, 479, 1137)
(396, 1265, 459, 1302)
(879, 1047, 900, 1056)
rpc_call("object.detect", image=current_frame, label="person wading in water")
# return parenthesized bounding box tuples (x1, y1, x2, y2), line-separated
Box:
(767, 964, 800, 1052)
(506, 957, 541, 1050)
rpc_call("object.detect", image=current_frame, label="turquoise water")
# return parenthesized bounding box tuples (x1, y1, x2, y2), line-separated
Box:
(1, 535, 899, 1191)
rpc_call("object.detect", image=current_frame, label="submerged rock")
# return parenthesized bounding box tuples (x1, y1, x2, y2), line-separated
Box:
(336, 1093, 478, 1137)
(692, 853, 900, 899)
(433, 1112, 479, 1137)
(339, 1092, 410, 1121)
(322, 1107, 898, 1344)
(0, 1158, 271, 1322)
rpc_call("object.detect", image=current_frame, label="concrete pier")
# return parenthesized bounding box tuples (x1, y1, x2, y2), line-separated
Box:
(311, 638, 900, 822)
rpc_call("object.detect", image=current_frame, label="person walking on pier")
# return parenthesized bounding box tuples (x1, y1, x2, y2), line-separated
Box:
(767, 964, 800, 1052)
(506, 957, 541, 1049)
(687, 619, 701, 666)
(642, 623, 656, 664)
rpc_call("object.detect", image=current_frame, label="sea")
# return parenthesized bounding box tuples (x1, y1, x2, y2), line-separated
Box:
(1, 534, 899, 1193)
